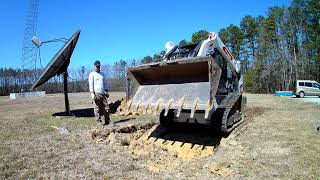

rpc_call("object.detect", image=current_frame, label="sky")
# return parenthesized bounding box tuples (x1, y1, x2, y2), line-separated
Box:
(0, 0, 290, 69)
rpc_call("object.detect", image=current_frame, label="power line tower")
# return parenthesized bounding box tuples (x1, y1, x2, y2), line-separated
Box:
(21, 0, 39, 89)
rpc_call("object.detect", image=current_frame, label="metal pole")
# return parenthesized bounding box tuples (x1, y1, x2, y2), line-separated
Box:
(63, 71, 70, 115)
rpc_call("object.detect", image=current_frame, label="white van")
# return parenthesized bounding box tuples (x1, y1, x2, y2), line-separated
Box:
(295, 80, 320, 98)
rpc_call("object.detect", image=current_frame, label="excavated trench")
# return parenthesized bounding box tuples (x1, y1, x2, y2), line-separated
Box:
(87, 106, 265, 175)
(89, 114, 225, 161)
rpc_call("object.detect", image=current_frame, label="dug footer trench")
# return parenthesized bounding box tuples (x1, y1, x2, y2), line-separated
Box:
(88, 113, 251, 177)
(90, 122, 221, 161)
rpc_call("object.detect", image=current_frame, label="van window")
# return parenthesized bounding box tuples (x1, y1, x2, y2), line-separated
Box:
(305, 82, 312, 87)
(298, 82, 304, 86)
(313, 83, 320, 88)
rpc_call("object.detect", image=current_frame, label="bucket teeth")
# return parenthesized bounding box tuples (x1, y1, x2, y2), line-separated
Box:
(153, 99, 163, 115)
(190, 97, 199, 118)
(164, 98, 174, 116)
(176, 96, 185, 117)
(125, 100, 133, 115)
(204, 99, 215, 119)
(143, 99, 152, 114)
(142, 104, 148, 114)
(133, 101, 141, 114)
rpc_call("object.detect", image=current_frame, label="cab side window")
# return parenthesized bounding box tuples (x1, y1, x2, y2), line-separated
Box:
(213, 50, 226, 66)
(299, 82, 304, 86)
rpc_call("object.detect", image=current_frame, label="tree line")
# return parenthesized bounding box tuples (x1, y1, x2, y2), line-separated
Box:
(173, 0, 319, 93)
(0, 0, 319, 95)
(0, 63, 125, 96)
(220, 0, 320, 93)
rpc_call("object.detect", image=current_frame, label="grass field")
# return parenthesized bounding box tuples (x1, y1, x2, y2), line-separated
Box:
(0, 92, 319, 179)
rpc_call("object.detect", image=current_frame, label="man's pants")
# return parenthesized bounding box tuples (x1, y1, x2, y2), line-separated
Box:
(93, 93, 110, 125)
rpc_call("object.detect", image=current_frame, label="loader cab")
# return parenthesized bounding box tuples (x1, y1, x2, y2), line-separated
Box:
(163, 42, 202, 61)
(212, 49, 239, 96)
(212, 48, 227, 67)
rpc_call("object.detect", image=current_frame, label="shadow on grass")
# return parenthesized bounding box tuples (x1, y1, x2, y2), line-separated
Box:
(52, 108, 94, 117)
(52, 100, 122, 118)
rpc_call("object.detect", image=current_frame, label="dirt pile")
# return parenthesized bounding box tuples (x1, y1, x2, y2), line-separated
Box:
(130, 125, 215, 161)
(88, 116, 230, 176)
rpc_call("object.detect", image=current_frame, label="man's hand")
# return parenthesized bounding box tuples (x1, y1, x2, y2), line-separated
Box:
(91, 93, 96, 101)
(105, 89, 109, 98)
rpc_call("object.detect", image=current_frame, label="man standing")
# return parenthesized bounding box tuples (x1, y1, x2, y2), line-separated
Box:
(88, 60, 110, 125)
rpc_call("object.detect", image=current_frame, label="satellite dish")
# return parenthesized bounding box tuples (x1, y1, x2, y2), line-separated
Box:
(32, 36, 42, 48)
(31, 30, 81, 115)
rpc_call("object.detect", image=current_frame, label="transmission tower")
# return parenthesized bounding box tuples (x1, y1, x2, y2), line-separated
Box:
(21, 0, 39, 88)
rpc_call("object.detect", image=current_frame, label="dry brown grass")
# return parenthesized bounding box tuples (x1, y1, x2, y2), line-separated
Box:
(0, 92, 319, 179)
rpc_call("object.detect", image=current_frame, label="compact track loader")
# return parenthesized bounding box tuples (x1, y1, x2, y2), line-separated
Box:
(120, 32, 246, 133)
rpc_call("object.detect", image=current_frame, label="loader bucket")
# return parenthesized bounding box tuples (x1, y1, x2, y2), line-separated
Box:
(124, 56, 222, 118)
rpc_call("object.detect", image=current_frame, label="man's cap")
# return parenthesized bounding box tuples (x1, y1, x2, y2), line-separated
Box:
(94, 60, 101, 66)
